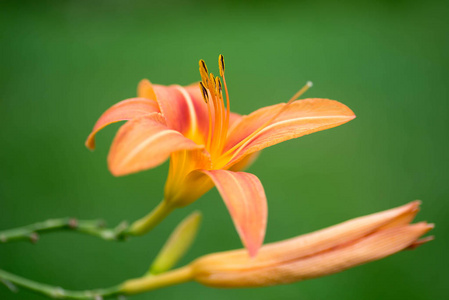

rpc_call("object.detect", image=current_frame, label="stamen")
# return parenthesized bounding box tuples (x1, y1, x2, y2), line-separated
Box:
(220, 55, 231, 153)
(215, 76, 226, 152)
(208, 72, 223, 155)
(197, 56, 232, 159)
(199, 60, 209, 87)
(219, 54, 225, 77)
(199, 82, 209, 103)
(215, 76, 222, 97)
(200, 59, 208, 74)
(209, 73, 216, 92)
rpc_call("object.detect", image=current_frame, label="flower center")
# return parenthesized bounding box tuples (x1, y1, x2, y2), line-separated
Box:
(198, 55, 313, 169)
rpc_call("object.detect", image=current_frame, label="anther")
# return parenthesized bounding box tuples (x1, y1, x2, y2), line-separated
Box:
(199, 82, 209, 103)
(219, 54, 225, 77)
(215, 77, 222, 96)
(200, 59, 208, 73)
(199, 59, 209, 86)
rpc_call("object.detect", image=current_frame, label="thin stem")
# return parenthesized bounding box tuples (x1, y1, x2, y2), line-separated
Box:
(0, 269, 122, 299)
(0, 218, 128, 243)
(0, 266, 194, 299)
(0, 200, 177, 244)
(128, 201, 175, 236)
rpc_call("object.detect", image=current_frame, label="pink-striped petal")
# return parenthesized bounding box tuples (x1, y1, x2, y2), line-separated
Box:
(153, 84, 206, 140)
(200, 170, 267, 257)
(154, 83, 242, 145)
(108, 113, 203, 176)
(224, 98, 355, 166)
(85, 98, 160, 150)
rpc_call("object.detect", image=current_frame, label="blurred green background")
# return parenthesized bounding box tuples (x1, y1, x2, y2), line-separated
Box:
(1, 0, 447, 299)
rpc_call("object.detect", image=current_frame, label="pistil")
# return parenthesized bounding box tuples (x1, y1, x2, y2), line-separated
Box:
(220, 81, 313, 161)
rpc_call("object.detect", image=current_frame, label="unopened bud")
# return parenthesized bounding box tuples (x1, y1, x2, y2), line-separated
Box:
(149, 211, 202, 275)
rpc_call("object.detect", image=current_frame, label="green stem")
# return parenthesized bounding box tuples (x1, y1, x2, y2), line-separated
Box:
(0, 266, 194, 299)
(0, 218, 130, 243)
(0, 269, 122, 299)
(128, 201, 175, 236)
(0, 200, 175, 244)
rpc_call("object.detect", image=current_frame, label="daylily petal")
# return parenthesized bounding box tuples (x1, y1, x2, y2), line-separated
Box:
(224, 98, 355, 166)
(85, 98, 160, 150)
(228, 111, 243, 131)
(154, 83, 242, 145)
(108, 113, 203, 176)
(228, 151, 261, 172)
(138, 79, 158, 100)
(153, 84, 208, 143)
(200, 170, 267, 257)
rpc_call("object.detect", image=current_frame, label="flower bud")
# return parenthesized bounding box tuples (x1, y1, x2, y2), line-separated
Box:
(149, 211, 202, 275)
(191, 201, 433, 287)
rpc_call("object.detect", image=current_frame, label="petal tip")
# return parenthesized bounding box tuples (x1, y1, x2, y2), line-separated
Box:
(85, 135, 96, 151)
(246, 242, 261, 258)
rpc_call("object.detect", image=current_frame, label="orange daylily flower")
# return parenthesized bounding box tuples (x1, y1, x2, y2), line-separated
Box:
(86, 55, 355, 256)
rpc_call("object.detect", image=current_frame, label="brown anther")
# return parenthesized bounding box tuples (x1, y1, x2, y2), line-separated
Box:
(199, 82, 209, 103)
(219, 54, 225, 77)
(199, 60, 209, 86)
(199, 59, 208, 74)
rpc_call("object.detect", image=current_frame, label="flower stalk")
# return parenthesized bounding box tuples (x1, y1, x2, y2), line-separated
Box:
(0, 218, 128, 243)
(127, 200, 175, 236)
(0, 269, 122, 300)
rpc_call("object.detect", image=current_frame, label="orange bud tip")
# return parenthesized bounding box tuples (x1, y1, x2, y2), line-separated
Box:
(407, 235, 435, 250)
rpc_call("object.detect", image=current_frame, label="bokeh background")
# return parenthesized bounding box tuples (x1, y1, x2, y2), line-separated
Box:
(1, 0, 448, 299)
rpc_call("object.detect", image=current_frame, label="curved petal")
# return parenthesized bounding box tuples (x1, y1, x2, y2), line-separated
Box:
(228, 151, 261, 172)
(228, 111, 243, 133)
(153, 84, 207, 142)
(200, 170, 267, 257)
(108, 113, 203, 176)
(85, 98, 160, 150)
(138, 79, 158, 100)
(224, 98, 355, 166)
(154, 83, 243, 145)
